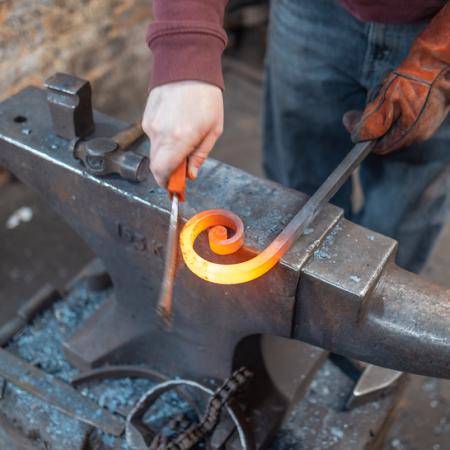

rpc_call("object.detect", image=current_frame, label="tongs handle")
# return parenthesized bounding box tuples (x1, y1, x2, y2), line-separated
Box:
(168, 160, 187, 202)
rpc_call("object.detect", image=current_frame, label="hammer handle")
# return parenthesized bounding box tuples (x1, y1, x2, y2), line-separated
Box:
(114, 124, 144, 150)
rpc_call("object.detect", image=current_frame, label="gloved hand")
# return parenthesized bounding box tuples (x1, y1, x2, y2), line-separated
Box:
(142, 81, 224, 187)
(343, 3, 450, 155)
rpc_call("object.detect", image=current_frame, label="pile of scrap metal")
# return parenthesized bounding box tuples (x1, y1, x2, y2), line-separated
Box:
(0, 74, 449, 449)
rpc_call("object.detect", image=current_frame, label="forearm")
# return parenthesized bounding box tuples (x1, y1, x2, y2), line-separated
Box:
(403, 1, 450, 77)
(147, 0, 229, 89)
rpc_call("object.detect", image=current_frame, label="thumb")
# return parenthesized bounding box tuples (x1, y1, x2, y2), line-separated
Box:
(342, 110, 363, 136)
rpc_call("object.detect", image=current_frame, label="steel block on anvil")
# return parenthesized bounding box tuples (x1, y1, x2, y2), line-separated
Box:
(0, 85, 449, 385)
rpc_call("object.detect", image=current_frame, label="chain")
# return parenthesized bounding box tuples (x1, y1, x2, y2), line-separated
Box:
(149, 367, 253, 450)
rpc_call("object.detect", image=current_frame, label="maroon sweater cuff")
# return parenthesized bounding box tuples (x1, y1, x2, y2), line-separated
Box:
(147, 1, 228, 90)
(147, 24, 227, 90)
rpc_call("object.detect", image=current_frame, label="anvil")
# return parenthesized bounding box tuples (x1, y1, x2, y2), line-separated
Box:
(0, 74, 449, 449)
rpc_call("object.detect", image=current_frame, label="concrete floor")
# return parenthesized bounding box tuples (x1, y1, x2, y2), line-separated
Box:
(1, 58, 450, 450)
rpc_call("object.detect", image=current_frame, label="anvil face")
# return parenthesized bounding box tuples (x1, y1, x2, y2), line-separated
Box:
(0, 85, 449, 386)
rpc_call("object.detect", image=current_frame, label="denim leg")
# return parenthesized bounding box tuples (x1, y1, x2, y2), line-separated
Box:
(263, 0, 368, 213)
(357, 22, 450, 272)
(358, 140, 450, 272)
(264, 2, 450, 272)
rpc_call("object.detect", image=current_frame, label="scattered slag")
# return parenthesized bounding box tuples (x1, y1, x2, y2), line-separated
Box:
(2, 276, 401, 450)
(5, 283, 198, 449)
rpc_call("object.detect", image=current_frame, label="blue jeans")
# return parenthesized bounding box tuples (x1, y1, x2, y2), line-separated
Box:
(263, 0, 450, 272)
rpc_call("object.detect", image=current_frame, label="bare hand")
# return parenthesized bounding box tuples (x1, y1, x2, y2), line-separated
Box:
(142, 81, 224, 187)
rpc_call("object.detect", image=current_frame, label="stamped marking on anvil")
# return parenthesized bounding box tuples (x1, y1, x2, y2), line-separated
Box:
(116, 222, 164, 257)
(117, 222, 147, 252)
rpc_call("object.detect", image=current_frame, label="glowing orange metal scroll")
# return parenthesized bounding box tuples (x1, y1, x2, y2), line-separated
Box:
(179, 142, 375, 285)
(179, 209, 295, 285)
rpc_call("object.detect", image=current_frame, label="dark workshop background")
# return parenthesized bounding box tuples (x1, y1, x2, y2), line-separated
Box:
(0, 1, 449, 449)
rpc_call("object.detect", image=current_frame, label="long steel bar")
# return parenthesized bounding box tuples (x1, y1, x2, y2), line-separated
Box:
(280, 141, 375, 249)
(156, 193, 180, 326)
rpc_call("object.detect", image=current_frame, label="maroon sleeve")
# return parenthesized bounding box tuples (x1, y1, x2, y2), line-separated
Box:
(147, 0, 228, 90)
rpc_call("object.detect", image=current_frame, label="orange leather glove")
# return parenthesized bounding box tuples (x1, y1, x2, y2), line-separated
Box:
(343, 3, 450, 155)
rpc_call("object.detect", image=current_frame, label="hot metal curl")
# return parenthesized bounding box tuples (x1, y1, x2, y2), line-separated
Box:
(180, 142, 376, 285)
(179, 208, 299, 285)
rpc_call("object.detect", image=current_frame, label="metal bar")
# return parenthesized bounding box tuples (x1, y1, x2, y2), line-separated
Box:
(0, 349, 124, 437)
(156, 193, 180, 327)
(279, 140, 375, 249)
